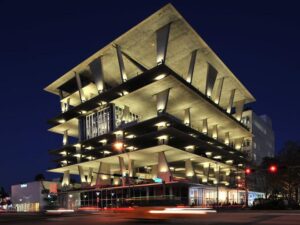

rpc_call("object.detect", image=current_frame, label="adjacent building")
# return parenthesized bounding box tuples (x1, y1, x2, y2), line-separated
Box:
(11, 181, 58, 212)
(46, 4, 258, 208)
(241, 110, 275, 165)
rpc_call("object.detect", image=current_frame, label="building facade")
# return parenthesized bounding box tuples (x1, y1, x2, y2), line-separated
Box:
(46, 4, 256, 208)
(11, 181, 58, 212)
(241, 110, 275, 165)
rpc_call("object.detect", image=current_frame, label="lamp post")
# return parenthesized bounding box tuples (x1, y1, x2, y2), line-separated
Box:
(96, 191, 100, 211)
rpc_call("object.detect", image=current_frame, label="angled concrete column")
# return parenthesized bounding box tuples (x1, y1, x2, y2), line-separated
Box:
(212, 125, 218, 140)
(184, 108, 191, 126)
(224, 132, 230, 145)
(121, 50, 147, 72)
(78, 166, 86, 183)
(185, 159, 195, 177)
(226, 89, 236, 113)
(202, 118, 208, 134)
(116, 45, 128, 83)
(75, 72, 86, 102)
(63, 130, 68, 146)
(62, 170, 70, 186)
(214, 77, 224, 104)
(88, 56, 105, 93)
(155, 88, 170, 114)
(156, 23, 171, 64)
(87, 167, 93, 184)
(186, 50, 198, 83)
(92, 162, 111, 186)
(205, 63, 218, 98)
(235, 100, 245, 121)
(157, 152, 172, 182)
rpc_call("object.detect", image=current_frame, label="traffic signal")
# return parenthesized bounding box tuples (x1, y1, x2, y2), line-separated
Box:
(245, 168, 252, 175)
(269, 165, 277, 173)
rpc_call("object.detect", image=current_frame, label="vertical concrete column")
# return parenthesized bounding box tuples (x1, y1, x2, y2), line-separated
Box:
(59, 89, 65, 113)
(235, 100, 245, 121)
(213, 77, 224, 105)
(119, 156, 127, 186)
(62, 170, 70, 186)
(157, 152, 172, 182)
(184, 108, 191, 126)
(74, 71, 86, 102)
(122, 105, 130, 123)
(212, 125, 218, 140)
(224, 132, 230, 145)
(186, 50, 197, 84)
(128, 159, 135, 177)
(63, 130, 68, 146)
(151, 165, 158, 179)
(155, 88, 171, 114)
(205, 63, 218, 98)
(116, 45, 128, 83)
(202, 119, 208, 134)
(185, 159, 195, 177)
(227, 89, 236, 114)
(156, 23, 171, 64)
(78, 166, 86, 183)
(87, 167, 93, 184)
(88, 56, 105, 93)
(234, 138, 244, 150)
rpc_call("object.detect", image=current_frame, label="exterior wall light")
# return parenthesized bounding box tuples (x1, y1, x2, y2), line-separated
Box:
(155, 74, 166, 81)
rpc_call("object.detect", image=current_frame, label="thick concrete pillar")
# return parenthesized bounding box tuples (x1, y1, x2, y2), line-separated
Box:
(185, 159, 195, 177)
(156, 23, 171, 64)
(213, 77, 224, 104)
(186, 50, 197, 84)
(224, 132, 230, 145)
(87, 168, 93, 184)
(184, 108, 191, 126)
(74, 72, 86, 102)
(234, 138, 244, 150)
(157, 152, 172, 182)
(212, 125, 218, 140)
(62, 170, 70, 186)
(122, 105, 130, 123)
(155, 88, 170, 114)
(151, 165, 158, 179)
(78, 166, 86, 183)
(205, 63, 218, 98)
(235, 100, 245, 121)
(128, 159, 135, 177)
(119, 157, 127, 186)
(92, 162, 111, 186)
(116, 45, 128, 83)
(63, 130, 68, 146)
(89, 56, 105, 93)
(227, 89, 236, 114)
(202, 119, 208, 134)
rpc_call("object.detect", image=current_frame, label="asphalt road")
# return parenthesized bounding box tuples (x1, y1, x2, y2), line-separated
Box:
(1, 211, 300, 225)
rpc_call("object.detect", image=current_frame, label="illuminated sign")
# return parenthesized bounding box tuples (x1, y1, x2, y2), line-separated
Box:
(82, 107, 111, 140)
(153, 177, 163, 183)
(20, 184, 27, 188)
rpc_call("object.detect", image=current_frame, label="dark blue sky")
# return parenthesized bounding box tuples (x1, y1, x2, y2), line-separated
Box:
(1, 0, 299, 191)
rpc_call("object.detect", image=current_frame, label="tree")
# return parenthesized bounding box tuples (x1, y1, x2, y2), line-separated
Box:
(34, 173, 46, 181)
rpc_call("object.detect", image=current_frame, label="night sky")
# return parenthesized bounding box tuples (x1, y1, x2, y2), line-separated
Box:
(1, 0, 299, 191)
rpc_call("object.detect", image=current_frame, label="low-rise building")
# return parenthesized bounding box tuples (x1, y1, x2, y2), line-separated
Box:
(11, 181, 58, 212)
